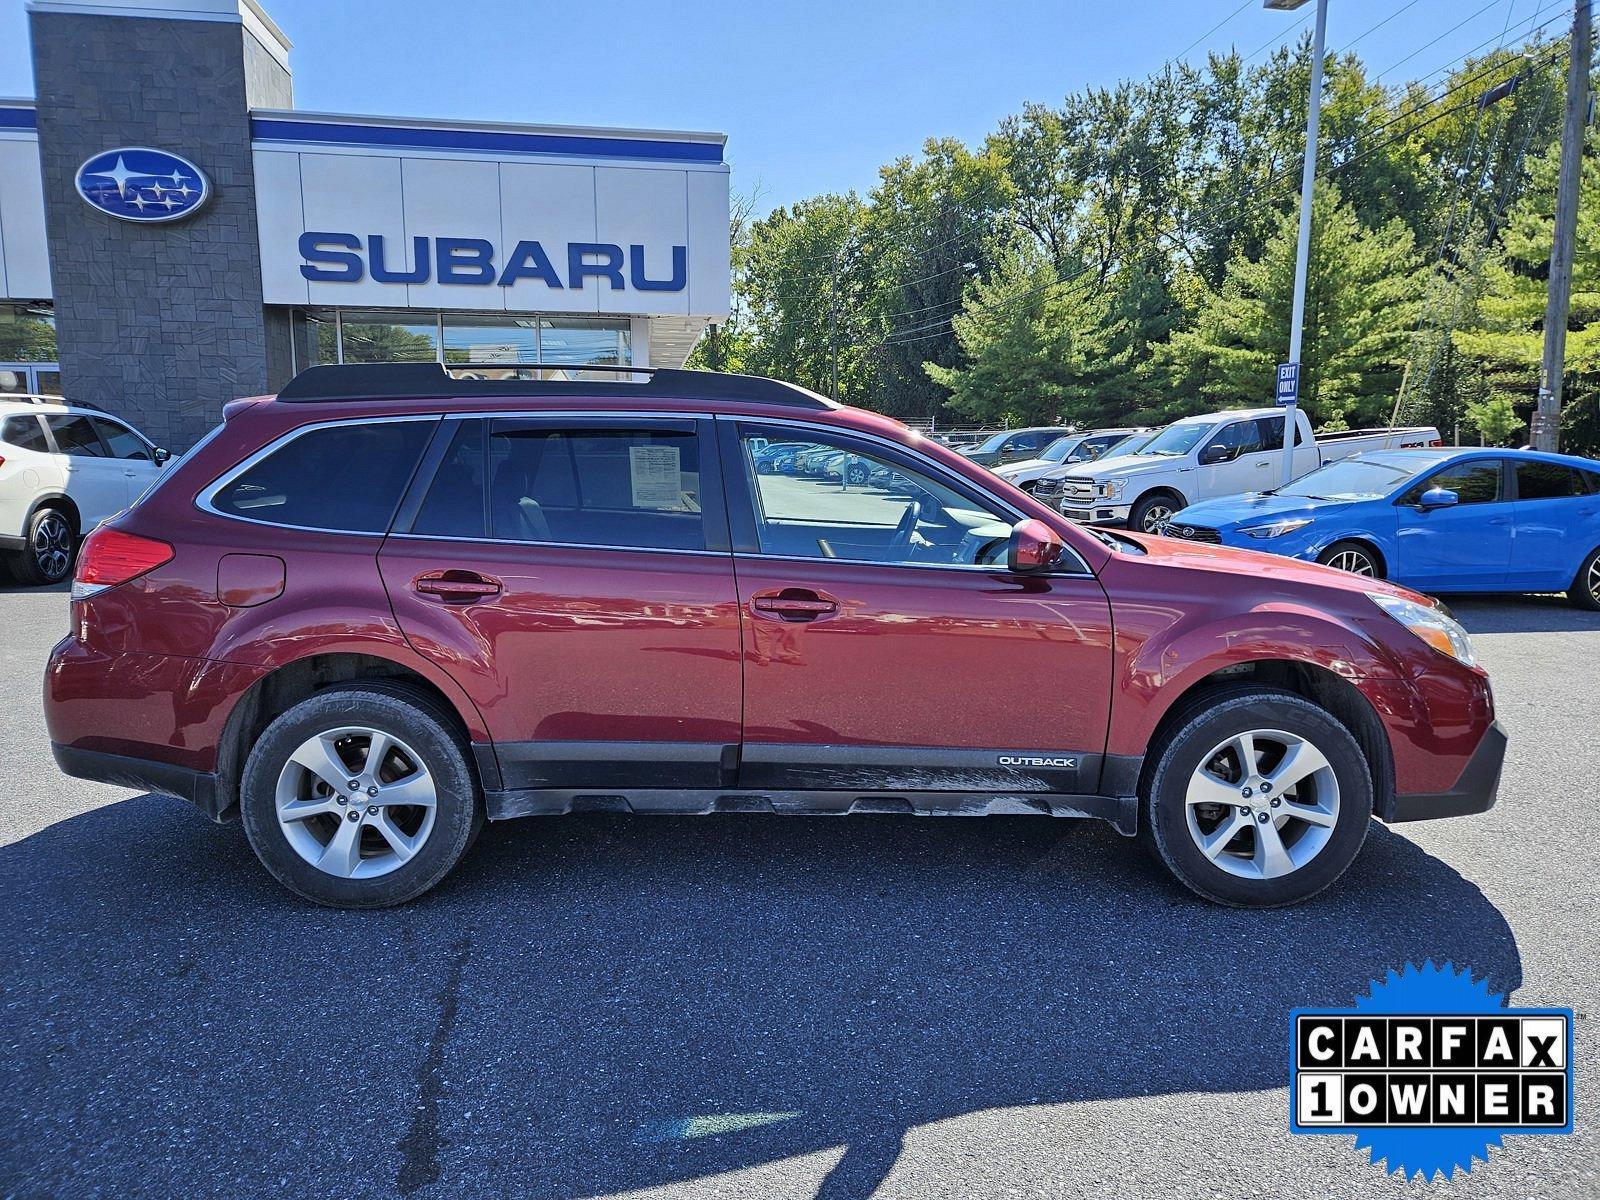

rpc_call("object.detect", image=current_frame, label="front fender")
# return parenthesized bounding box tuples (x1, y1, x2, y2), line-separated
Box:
(1105, 596, 1411, 760)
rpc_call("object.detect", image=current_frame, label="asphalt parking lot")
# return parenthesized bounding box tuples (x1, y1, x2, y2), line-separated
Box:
(0, 581, 1595, 1200)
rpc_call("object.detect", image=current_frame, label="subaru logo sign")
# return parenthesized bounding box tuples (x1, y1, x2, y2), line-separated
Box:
(75, 147, 210, 223)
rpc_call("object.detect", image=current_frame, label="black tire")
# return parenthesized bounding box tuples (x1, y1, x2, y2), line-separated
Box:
(1129, 492, 1182, 534)
(8, 506, 76, 586)
(1317, 539, 1384, 579)
(845, 462, 870, 487)
(1568, 545, 1600, 611)
(240, 683, 482, 908)
(1140, 686, 1373, 907)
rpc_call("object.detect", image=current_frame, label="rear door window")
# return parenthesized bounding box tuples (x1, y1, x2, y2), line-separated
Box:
(207, 420, 433, 532)
(411, 420, 706, 551)
(45, 414, 110, 457)
(1514, 461, 1588, 500)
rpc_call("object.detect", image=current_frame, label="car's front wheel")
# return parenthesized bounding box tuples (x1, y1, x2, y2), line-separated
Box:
(1141, 686, 1373, 907)
(240, 684, 481, 907)
(1129, 492, 1181, 534)
(1318, 540, 1384, 578)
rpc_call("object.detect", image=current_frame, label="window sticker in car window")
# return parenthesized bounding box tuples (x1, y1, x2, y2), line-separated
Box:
(629, 444, 683, 509)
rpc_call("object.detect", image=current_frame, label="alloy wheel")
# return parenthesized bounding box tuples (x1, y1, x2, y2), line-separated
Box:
(1326, 548, 1376, 576)
(275, 726, 437, 879)
(1140, 504, 1175, 533)
(1183, 728, 1340, 880)
(32, 512, 72, 581)
(1590, 555, 1600, 604)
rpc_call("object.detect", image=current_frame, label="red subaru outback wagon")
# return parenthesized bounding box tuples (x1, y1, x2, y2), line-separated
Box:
(45, 364, 1505, 908)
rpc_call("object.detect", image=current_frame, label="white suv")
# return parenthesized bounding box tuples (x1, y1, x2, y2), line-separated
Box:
(0, 395, 171, 585)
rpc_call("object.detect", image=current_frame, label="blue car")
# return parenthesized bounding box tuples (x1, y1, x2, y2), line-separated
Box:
(1166, 448, 1600, 609)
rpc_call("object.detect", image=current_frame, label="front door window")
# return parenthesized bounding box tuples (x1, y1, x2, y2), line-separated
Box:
(739, 433, 1014, 568)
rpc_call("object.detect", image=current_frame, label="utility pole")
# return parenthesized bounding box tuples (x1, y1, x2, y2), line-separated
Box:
(1536, 0, 1592, 452)
(1267, 0, 1328, 485)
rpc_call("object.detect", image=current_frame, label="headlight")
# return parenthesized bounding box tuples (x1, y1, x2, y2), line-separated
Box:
(1368, 593, 1477, 667)
(1242, 517, 1313, 539)
(1094, 479, 1123, 499)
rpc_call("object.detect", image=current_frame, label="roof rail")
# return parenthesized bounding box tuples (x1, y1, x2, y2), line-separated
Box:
(274, 362, 835, 409)
(0, 392, 106, 412)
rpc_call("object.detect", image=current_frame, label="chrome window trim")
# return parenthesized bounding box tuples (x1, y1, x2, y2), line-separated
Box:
(728, 413, 1095, 577)
(195, 413, 441, 536)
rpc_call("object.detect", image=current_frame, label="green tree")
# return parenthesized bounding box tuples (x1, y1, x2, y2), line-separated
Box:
(1454, 130, 1600, 453)
(1152, 186, 1425, 427)
(925, 237, 1126, 425)
(1465, 395, 1524, 445)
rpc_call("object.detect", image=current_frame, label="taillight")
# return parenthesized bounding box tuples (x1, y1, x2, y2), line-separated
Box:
(72, 527, 174, 600)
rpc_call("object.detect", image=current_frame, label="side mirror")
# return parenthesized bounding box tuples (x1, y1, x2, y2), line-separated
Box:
(1199, 442, 1233, 465)
(1007, 518, 1066, 574)
(1417, 486, 1458, 510)
(153, 447, 171, 466)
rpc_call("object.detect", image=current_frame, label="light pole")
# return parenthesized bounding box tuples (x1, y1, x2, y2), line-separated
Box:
(1267, 0, 1328, 485)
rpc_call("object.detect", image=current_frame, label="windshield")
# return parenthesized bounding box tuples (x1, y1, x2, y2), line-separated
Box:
(1279, 457, 1419, 500)
(1138, 423, 1211, 457)
(1038, 435, 1087, 463)
(1101, 431, 1153, 458)
(975, 430, 1012, 453)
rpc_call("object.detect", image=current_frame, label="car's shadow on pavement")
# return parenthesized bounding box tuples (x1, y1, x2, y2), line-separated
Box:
(0, 799, 1521, 1200)
(1440, 593, 1600, 634)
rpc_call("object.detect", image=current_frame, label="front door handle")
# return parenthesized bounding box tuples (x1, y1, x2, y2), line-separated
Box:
(750, 588, 839, 622)
(414, 569, 502, 603)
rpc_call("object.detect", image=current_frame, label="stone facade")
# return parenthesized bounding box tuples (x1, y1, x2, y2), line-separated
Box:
(30, 10, 274, 450)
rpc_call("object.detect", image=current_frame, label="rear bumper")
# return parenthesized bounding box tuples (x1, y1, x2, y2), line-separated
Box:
(51, 743, 231, 821)
(1386, 720, 1507, 823)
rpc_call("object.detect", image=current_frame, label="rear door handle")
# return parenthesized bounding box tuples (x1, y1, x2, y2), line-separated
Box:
(414, 569, 502, 603)
(750, 588, 839, 622)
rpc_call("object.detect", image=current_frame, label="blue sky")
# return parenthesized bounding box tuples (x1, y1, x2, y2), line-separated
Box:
(0, 0, 1569, 213)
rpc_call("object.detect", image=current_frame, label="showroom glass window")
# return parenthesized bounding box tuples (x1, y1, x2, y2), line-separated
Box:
(412, 420, 705, 551)
(338, 312, 439, 363)
(738, 431, 1009, 567)
(209, 421, 433, 532)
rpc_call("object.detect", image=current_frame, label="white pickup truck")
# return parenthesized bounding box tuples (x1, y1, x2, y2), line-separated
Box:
(1041, 406, 1441, 533)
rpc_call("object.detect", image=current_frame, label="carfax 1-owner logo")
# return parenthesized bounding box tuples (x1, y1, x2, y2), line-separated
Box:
(1289, 962, 1575, 1181)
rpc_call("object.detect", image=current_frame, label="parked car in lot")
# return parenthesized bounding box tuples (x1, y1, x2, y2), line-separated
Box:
(47, 363, 1503, 910)
(996, 427, 1154, 494)
(1163, 447, 1600, 609)
(0, 393, 171, 585)
(751, 441, 810, 475)
(1054, 408, 1442, 533)
(959, 426, 1078, 467)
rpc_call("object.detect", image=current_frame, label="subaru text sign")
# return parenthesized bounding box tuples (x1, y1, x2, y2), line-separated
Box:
(298, 233, 687, 293)
(75, 148, 211, 223)
(1277, 362, 1300, 407)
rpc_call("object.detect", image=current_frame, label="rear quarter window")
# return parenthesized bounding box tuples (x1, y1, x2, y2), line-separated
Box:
(1, 415, 48, 452)
(207, 420, 433, 532)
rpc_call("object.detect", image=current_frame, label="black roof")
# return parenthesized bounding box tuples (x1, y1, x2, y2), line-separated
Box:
(275, 362, 834, 409)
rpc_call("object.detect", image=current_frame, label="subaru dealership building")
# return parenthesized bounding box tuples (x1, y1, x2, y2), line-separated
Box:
(0, 0, 731, 448)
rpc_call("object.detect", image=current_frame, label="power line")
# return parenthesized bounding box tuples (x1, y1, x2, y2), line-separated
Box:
(867, 7, 1575, 343)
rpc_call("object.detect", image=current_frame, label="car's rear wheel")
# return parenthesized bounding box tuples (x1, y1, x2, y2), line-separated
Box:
(1141, 686, 1373, 907)
(1317, 540, 1383, 578)
(1129, 492, 1181, 534)
(8, 506, 76, 586)
(1569, 545, 1600, 611)
(240, 684, 481, 907)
